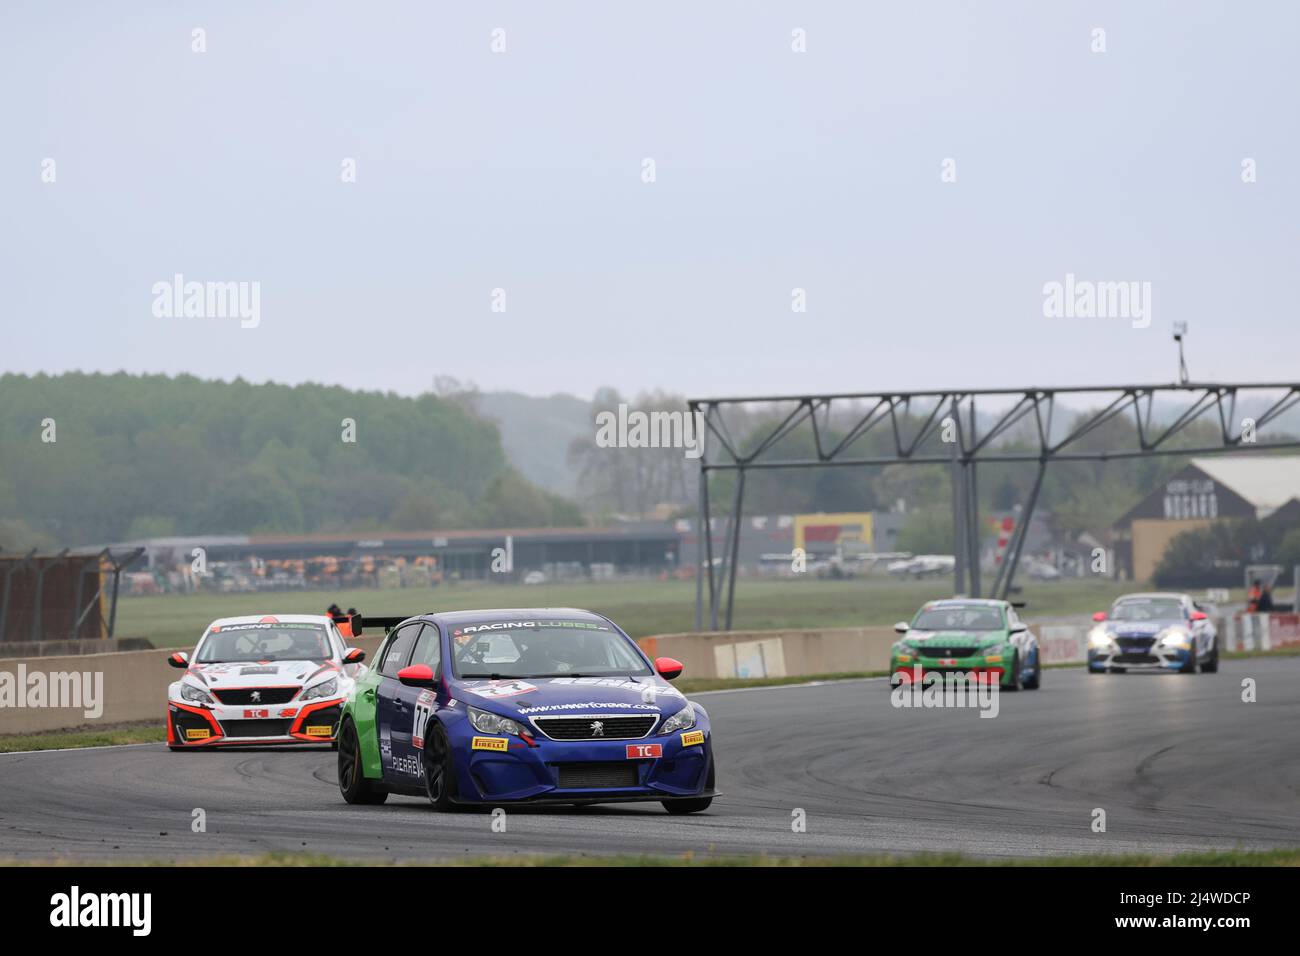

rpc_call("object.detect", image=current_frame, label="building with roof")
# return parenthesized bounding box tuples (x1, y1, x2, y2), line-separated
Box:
(1112, 456, 1300, 581)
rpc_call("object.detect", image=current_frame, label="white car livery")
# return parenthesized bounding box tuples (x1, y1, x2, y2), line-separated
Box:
(166, 614, 367, 749)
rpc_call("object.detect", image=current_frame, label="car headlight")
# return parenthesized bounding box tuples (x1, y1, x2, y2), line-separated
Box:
(659, 704, 696, 735)
(1088, 629, 1116, 649)
(180, 682, 213, 705)
(981, 642, 1004, 657)
(467, 705, 526, 737)
(300, 677, 338, 701)
(1159, 629, 1191, 649)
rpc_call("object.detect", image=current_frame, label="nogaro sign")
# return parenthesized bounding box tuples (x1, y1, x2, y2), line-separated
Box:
(1163, 478, 1218, 520)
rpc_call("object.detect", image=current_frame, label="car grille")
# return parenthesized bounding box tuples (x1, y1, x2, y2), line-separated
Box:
(554, 762, 638, 789)
(1114, 652, 1158, 664)
(532, 715, 657, 740)
(220, 718, 293, 738)
(917, 646, 981, 659)
(1116, 637, 1156, 652)
(212, 687, 299, 706)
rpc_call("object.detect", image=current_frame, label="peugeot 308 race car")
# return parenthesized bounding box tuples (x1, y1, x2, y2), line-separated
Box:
(166, 614, 367, 749)
(336, 608, 717, 813)
(1087, 592, 1219, 674)
(890, 598, 1042, 690)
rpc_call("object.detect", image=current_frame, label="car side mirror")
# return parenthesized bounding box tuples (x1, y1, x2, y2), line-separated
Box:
(655, 657, 684, 680)
(894, 622, 910, 634)
(1190, 611, 1208, 622)
(1010, 623, 1027, 634)
(397, 664, 436, 688)
(1092, 612, 1107, 622)
(168, 651, 189, 669)
(343, 647, 365, 664)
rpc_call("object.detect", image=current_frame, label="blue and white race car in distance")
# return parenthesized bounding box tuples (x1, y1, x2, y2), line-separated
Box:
(337, 608, 717, 813)
(1087, 592, 1219, 674)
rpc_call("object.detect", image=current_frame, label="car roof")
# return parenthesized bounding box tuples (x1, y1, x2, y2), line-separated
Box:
(1112, 593, 1189, 603)
(923, 599, 1008, 608)
(207, 614, 334, 627)
(426, 608, 611, 625)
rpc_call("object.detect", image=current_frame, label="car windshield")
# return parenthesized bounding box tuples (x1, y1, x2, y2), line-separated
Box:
(1111, 599, 1184, 622)
(450, 620, 651, 679)
(912, 606, 1004, 631)
(196, 623, 333, 663)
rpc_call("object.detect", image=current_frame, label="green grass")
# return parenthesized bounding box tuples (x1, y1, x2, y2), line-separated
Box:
(116, 577, 1152, 648)
(0, 722, 165, 753)
(4, 847, 1297, 867)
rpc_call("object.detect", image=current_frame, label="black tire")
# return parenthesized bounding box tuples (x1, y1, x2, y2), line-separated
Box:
(1200, 642, 1219, 673)
(338, 719, 387, 805)
(663, 752, 715, 814)
(1002, 650, 1021, 692)
(423, 721, 460, 811)
(1023, 648, 1041, 690)
(1180, 653, 1198, 674)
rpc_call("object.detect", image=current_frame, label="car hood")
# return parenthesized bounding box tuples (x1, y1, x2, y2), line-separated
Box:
(186, 660, 335, 687)
(905, 629, 1006, 647)
(453, 675, 688, 718)
(1103, 620, 1185, 637)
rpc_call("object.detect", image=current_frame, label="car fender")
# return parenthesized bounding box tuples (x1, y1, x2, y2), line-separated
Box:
(342, 673, 384, 779)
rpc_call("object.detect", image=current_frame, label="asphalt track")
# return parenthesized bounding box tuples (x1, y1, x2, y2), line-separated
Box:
(1, 659, 1297, 861)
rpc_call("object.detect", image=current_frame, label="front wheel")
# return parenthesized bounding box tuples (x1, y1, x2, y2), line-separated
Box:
(1200, 642, 1219, 673)
(338, 719, 387, 805)
(664, 753, 715, 814)
(1023, 648, 1041, 690)
(423, 722, 460, 811)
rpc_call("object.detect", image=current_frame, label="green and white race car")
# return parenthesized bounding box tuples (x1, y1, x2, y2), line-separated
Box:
(890, 598, 1041, 690)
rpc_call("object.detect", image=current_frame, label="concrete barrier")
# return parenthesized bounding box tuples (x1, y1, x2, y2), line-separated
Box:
(0, 635, 384, 735)
(638, 627, 898, 680)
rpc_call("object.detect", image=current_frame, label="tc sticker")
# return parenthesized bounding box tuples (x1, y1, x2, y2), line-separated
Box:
(626, 743, 663, 759)
(243, 708, 269, 719)
(185, 728, 210, 740)
(680, 731, 705, 747)
(472, 736, 509, 752)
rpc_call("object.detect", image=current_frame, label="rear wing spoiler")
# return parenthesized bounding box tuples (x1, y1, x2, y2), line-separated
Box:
(338, 614, 410, 637)
(1010, 601, 1027, 609)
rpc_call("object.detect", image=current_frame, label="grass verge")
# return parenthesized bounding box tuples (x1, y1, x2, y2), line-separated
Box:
(0, 722, 165, 754)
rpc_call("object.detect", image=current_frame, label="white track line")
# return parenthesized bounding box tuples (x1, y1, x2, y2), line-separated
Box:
(0, 742, 161, 757)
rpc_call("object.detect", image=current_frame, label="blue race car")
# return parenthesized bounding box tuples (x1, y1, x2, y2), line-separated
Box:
(337, 608, 716, 813)
(1087, 592, 1220, 674)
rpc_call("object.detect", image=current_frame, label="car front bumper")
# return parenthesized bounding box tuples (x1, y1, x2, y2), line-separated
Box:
(167, 698, 344, 746)
(890, 657, 1008, 685)
(446, 721, 714, 804)
(1088, 643, 1191, 672)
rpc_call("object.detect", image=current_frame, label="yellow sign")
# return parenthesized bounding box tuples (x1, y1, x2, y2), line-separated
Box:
(185, 728, 210, 740)
(680, 730, 705, 747)
(305, 725, 333, 737)
(472, 736, 509, 752)
(793, 512, 873, 554)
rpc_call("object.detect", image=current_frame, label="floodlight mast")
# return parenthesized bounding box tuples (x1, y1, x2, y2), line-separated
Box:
(689, 382, 1300, 632)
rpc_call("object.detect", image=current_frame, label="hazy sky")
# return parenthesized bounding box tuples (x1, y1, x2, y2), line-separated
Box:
(3, 1, 1297, 402)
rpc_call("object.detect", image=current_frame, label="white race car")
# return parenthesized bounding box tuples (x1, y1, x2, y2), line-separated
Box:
(166, 614, 367, 749)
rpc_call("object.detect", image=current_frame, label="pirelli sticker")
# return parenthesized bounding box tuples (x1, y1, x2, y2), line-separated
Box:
(185, 728, 211, 740)
(471, 736, 509, 752)
(305, 725, 333, 737)
(680, 730, 705, 747)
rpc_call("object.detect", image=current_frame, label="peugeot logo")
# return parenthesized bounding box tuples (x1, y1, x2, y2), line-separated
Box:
(590, 721, 604, 737)
(250, 691, 261, 703)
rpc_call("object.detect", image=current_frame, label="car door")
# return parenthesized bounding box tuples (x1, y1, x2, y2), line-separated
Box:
(391, 623, 443, 772)
(375, 623, 421, 779)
